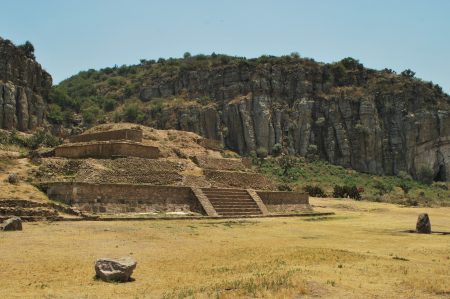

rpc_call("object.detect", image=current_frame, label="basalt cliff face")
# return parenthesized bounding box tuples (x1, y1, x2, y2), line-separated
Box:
(0, 38, 52, 131)
(136, 60, 450, 181)
(57, 56, 450, 181)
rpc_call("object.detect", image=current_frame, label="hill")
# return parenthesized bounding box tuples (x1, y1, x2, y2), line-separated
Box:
(50, 53, 450, 182)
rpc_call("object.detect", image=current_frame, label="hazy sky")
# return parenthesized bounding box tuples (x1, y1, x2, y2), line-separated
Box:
(1, 0, 449, 92)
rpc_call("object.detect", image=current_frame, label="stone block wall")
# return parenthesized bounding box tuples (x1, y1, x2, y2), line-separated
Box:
(44, 182, 205, 214)
(54, 141, 160, 159)
(192, 155, 247, 171)
(69, 129, 143, 143)
(204, 169, 276, 190)
(256, 191, 311, 213)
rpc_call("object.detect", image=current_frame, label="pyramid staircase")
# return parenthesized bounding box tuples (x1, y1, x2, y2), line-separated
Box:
(199, 188, 267, 217)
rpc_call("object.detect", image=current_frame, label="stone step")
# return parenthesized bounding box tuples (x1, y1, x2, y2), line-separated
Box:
(202, 191, 250, 195)
(207, 197, 253, 201)
(208, 201, 255, 206)
(202, 188, 247, 193)
(202, 193, 250, 197)
(200, 187, 264, 217)
(212, 204, 259, 208)
(215, 208, 262, 213)
(203, 195, 252, 199)
(219, 211, 262, 216)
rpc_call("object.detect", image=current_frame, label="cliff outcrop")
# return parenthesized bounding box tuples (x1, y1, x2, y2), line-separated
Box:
(57, 55, 450, 181)
(0, 37, 52, 131)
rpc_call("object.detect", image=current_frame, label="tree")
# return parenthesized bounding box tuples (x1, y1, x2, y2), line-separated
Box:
(401, 69, 415, 78)
(278, 154, 297, 176)
(183, 52, 192, 59)
(18, 41, 35, 60)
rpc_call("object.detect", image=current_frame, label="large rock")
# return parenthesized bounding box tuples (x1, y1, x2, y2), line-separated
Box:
(7, 173, 18, 184)
(95, 257, 137, 282)
(416, 213, 431, 234)
(0, 216, 22, 231)
(134, 60, 450, 182)
(0, 37, 52, 131)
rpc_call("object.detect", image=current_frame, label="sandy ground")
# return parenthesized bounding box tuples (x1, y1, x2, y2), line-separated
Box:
(1, 198, 449, 298)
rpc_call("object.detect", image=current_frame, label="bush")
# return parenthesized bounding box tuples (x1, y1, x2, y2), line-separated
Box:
(256, 147, 268, 158)
(398, 182, 412, 194)
(3, 129, 62, 149)
(122, 103, 143, 122)
(25, 129, 62, 149)
(277, 184, 292, 191)
(333, 185, 362, 200)
(272, 143, 282, 155)
(102, 99, 117, 112)
(373, 181, 393, 195)
(18, 41, 35, 60)
(278, 154, 298, 176)
(401, 69, 415, 78)
(303, 185, 327, 197)
(47, 104, 64, 124)
(81, 106, 100, 124)
(417, 166, 434, 185)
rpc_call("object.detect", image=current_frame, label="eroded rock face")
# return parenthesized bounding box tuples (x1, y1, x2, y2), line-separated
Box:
(416, 213, 431, 234)
(139, 62, 450, 181)
(0, 216, 22, 231)
(95, 257, 137, 282)
(0, 37, 52, 131)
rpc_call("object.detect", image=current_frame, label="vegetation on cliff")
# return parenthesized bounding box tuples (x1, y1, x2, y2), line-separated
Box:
(49, 53, 448, 128)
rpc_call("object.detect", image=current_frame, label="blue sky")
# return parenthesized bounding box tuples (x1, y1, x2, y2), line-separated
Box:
(1, 0, 449, 92)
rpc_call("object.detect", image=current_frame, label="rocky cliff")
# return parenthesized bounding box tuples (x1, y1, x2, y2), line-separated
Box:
(57, 55, 450, 181)
(0, 37, 52, 131)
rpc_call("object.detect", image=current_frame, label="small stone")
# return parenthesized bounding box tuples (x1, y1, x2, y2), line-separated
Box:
(1, 217, 22, 231)
(416, 213, 431, 234)
(95, 257, 137, 282)
(7, 173, 18, 184)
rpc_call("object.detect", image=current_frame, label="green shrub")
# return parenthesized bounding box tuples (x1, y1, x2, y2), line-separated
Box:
(303, 185, 327, 197)
(18, 41, 35, 60)
(277, 184, 292, 191)
(272, 143, 282, 155)
(25, 129, 62, 149)
(417, 166, 434, 185)
(2, 129, 62, 149)
(398, 182, 412, 194)
(373, 181, 393, 195)
(81, 106, 101, 124)
(102, 99, 117, 112)
(333, 185, 362, 200)
(256, 147, 268, 158)
(46, 104, 64, 124)
(278, 155, 298, 176)
(122, 103, 143, 122)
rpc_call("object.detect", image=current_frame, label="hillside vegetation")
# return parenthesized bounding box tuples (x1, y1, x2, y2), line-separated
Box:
(49, 53, 448, 128)
(255, 156, 450, 206)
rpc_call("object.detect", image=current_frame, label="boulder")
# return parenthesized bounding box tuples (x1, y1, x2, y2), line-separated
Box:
(1, 216, 22, 231)
(416, 213, 431, 234)
(95, 257, 137, 282)
(7, 173, 18, 184)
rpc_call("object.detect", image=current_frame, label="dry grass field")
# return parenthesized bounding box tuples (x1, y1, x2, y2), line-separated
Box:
(1, 198, 450, 299)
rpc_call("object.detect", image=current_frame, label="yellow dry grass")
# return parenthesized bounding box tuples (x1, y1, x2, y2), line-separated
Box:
(1, 198, 450, 298)
(0, 157, 49, 202)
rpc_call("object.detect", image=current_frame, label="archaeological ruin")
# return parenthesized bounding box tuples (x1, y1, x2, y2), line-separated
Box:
(38, 125, 312, 218)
